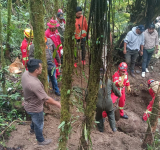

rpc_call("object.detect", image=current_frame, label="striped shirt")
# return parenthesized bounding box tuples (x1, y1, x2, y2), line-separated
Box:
(21, 71, 49, 113)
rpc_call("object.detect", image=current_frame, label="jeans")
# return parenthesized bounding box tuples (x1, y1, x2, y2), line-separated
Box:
(48, 68, 60, 93)
(75, 38, 86, 61)
(125, 49, 139, 72)
(142, 49, 154, 72)
(27, 111, 44, 142)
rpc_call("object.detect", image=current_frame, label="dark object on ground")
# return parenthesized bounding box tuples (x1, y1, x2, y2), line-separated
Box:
(121, 114, 128, 119)
(0, 144, 23, 150)
(55, 92, 61, 96)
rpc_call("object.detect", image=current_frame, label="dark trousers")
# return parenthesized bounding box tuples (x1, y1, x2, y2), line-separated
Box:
(96, 107, 116, 132)
(27, 111, 44, 142)
(125, 49, 139, 72)
(142, 49, 154, 72)
(48, 68, 60, 93)
(76, 38, 86, 61)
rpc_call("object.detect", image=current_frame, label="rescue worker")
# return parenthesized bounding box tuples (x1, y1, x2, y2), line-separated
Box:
(29, 37, 61, 96)
(45, 19, 63, 78)
(142, 79, 160, 121)
(74, 7, 88, 67)
(111, 62, 131, 119)
(96, 79, 121, 132)
(20, 28, 33, 70)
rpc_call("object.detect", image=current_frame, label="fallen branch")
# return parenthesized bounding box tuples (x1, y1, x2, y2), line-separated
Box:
(0, 119, 30, 136)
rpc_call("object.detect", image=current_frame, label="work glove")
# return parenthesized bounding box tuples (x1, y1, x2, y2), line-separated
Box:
(127, 86, 131, 93)
(118, 82, 124, 87)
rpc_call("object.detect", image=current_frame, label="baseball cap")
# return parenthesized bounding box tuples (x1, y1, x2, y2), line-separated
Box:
(57, 12, 64, 19)
(137, 25, 145, 32)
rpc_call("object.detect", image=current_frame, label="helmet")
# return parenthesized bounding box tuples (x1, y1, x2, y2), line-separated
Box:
(118, 62, 128, 72)
(58, 9, 63, 13)
(148, 79, 154, 85)
(24, 28, 34, 38)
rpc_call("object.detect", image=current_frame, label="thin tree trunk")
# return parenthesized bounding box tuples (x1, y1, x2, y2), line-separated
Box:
(6, 0, 12, 59)
(29, 0, 48, 92)
(79, 0, 106, 149)
(142, 93, 160, 148)
(54, 0, 59, 17)
(0, 2, 6, 94)
(58, 0, 77, 149)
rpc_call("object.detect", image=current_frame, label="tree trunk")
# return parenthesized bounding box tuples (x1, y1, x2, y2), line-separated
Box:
(29, 0, 48, 92)
(58, 0, 77, 149)
(54, 0, 59, 17)
(79, 0, 106, 149)
(142, 93, 160, 148)
(6, 0, 12, 59)
(0, 3, 6, 94)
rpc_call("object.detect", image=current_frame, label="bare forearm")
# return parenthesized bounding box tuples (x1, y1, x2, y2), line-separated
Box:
(156, 45, 159, 49)
(124, 42, 127, 50)
(140, 45, 144, 51)
(46, 97, 61, 108)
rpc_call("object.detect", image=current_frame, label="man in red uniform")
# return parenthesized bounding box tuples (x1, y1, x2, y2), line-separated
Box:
(74, 7, 88, 67)
(20, 28, 33, 70)
(142, 79, 160, 121)
(111, 62, 131, 119)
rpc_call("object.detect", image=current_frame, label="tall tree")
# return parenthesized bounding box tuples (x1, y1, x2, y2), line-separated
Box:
(29, 0, 48, 92)
(0, 2, 6, 94)
(58, 0, 77, 149)
(80, 0, 107, 149)
(54, 0, 59, 17)
(6, 0, 12, 59)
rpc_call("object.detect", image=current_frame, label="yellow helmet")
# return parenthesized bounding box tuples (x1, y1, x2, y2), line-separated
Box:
(24, 28, 34, 38)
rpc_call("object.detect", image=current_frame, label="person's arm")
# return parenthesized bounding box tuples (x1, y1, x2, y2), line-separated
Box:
(123, 42, 127, 54)
(45, 97, 61, 108)
(140, 45, 144, 56)
(112, 82, 121, 97)
(155, 32, 159, 54)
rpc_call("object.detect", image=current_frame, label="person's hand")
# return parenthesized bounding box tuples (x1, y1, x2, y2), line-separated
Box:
(127, 86, 131, 93)
(118, 82, 124, 87)
(155, 50, 158, 54)
(123, 49, 127, 54)
(56, 101, 61, 109)
(58, 63, 61, 66)
(140, 50, 143, 56)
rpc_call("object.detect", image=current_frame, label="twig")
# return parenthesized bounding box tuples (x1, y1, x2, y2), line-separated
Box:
(0, 119, 30, 136)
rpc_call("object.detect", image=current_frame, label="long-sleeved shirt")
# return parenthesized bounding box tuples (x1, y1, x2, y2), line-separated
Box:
(29, 38, 61, 64)
(144, 29, 159, 50)
(124, 26, 144, 51)
(75, 15, 88, 39)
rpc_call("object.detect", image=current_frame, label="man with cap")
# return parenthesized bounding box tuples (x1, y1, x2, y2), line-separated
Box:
(20, 28, 33, 70)
(57, 11, 65, 46)
(123, 25, 145, 77)
(141, 23, 159, 77)
(45, 19, 63, 78)
(74, 6, 88, 66)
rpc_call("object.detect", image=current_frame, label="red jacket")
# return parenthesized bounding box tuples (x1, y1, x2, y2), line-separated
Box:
(20, 38, 32, 69)
(75, 15, 88, 39)
(112, 71, 130, 90)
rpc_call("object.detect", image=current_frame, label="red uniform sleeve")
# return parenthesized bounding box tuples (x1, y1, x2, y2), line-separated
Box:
(84, 17, 88, 32)
(125, 74, 130, 87)
(112, 72, 119, 87)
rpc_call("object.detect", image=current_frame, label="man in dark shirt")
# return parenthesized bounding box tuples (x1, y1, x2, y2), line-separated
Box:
(22, 59, 61, 145)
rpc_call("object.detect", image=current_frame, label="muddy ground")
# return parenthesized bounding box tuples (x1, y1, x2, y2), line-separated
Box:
(2, 55, 160, 150)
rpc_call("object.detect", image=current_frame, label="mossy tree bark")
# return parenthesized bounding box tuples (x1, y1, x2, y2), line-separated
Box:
(142, 94, 160, 148)
(79, 0, 106, 149)
(29, 0, 48, 92)
(54, 0, 59, 17)
(0, 3, 6, 94)
(5, 0, 12, 59)
(58, 0, 77, 149)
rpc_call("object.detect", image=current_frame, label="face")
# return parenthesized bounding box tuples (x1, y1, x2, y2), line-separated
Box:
(49, 27, 57, 32)
(148, 28, 154, 34)
(119, 70, 126, 76)
(76, 11, 82, 18)
(136, 29, 142, 35)
(35, 63, 42, 75)
(57, 17, 63, 23)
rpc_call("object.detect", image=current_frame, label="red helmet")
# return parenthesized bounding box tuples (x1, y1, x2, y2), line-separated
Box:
(118, 62, 128, 72)
(148, 79, 154, 85)
(58, 9, 63, 13)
